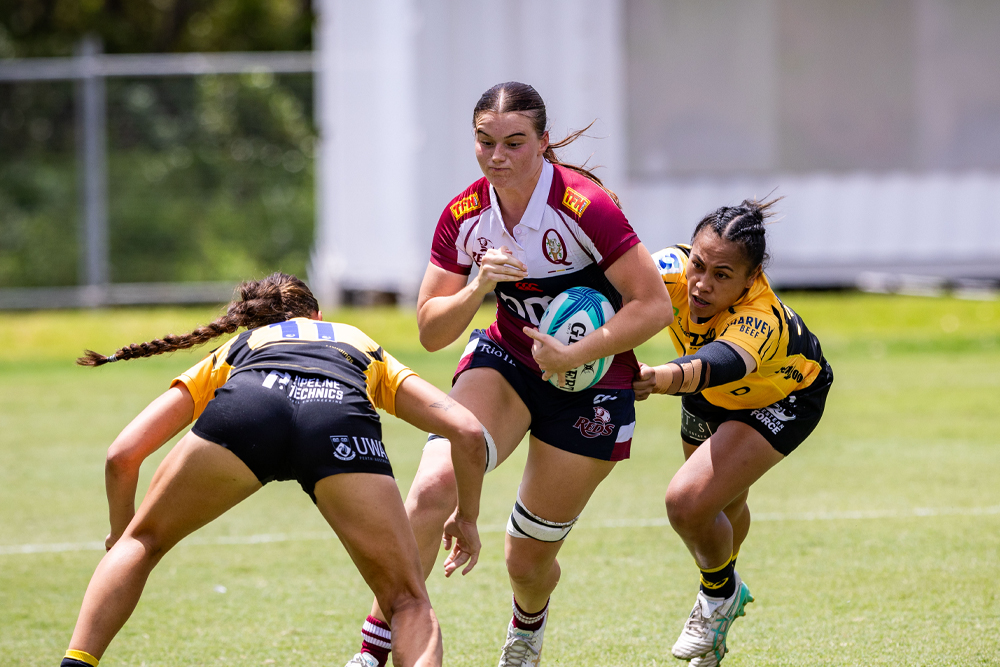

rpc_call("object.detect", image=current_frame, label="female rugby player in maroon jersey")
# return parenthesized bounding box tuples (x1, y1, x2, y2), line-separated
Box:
(344, 82, 670, 667)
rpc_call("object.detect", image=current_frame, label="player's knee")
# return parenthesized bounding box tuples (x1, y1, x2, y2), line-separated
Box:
(665, 480, 711, 535)
(119, 526, 170, 564)
(505, 548, 557, 589)
(405, 463, 457, 520)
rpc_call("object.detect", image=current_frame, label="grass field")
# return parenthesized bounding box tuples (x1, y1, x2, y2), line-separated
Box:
(1, 292, 998, 666)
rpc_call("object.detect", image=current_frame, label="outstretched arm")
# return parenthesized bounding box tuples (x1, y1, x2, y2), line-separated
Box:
(633, 341, 756, 400)
(105, 384, 194, 549)
(392, 375, 487, 576)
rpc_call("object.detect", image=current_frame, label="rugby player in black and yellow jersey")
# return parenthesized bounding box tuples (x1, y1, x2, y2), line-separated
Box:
(59, 273, 489, 667)
(634, 199, 833, 667)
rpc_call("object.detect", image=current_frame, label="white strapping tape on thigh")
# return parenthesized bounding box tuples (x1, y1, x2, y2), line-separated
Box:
(483, 424, 498, 474)
(506, 491, 579, 542)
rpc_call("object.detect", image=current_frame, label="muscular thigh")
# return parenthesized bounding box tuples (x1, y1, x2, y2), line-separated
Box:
(673, 421, 783, 515)
(451, 367, 531, 465)
(518, 436, 617, 523)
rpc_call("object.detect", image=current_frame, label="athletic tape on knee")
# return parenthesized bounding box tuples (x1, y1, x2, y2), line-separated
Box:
(426, 430, 497, 475)
(506, 492, 578, 542)
(424, 433, 446, 451)
(483, 424, 498, 474)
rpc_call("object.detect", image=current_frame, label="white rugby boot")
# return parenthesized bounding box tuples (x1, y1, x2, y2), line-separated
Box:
(497, 615, 547, 667)
(343, 653, 380, 667)
(688, 638, 728, 667)
(671, 572, 753, 661)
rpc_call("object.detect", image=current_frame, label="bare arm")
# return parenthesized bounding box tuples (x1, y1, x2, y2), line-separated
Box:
(391, 375, 486, 575)
(105, 384, 194, 548)
(525, 243, 673, 382)
(416, 247, 528, 351)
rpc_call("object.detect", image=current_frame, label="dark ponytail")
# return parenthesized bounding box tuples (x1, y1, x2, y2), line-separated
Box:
(77, 273, 319, 367)
(692, 197, 782, 274)
(473, 81, 621, 207)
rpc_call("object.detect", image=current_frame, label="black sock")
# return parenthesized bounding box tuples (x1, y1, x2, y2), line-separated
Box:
(699, 553, 736, 599)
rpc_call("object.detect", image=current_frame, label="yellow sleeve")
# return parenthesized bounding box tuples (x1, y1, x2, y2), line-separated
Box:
(717, 308, 781, 368)
(169, 340, 235, 420)
(366, 347, 417, 416)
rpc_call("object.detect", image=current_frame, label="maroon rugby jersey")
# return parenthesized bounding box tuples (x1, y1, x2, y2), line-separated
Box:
(430, 160, 640, 389)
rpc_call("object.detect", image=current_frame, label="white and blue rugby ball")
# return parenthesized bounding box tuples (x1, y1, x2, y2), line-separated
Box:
(537, 286, 616, 392)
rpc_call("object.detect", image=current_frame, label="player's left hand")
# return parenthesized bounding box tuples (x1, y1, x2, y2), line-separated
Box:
(442, 510, 481, 577)
(105, 532, 121, 552)
(523, 327, 575, 387)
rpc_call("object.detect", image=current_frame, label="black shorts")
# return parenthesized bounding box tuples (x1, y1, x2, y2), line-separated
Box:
(680, 360, 833, 456)
(192, 369, 393, 501)
(454, 329, 636, 461)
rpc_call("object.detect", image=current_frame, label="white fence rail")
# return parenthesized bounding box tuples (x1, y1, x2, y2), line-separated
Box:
(0, 40, 315, 309)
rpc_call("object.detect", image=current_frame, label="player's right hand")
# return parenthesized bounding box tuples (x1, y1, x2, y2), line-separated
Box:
(474, 246, 527, 292)
(633, 362, 659, 401)
(442, 509, 481, 577)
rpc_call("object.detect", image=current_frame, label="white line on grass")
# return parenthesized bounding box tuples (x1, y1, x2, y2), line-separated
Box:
(3, 504, 998, 557)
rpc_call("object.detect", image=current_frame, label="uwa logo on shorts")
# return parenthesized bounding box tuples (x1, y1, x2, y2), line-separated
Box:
(330, 436, 356, 461)
(330, 435, 389, 463)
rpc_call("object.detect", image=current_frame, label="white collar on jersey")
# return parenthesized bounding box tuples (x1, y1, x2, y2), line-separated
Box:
(488, 159, 554, 231)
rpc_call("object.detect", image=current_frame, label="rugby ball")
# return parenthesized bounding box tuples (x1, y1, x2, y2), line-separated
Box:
(537, 286, 616, 392)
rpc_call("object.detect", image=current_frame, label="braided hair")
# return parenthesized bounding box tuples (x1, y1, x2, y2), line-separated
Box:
(76, 273, 319, 367)
(473, 81, 621, 208)
(691, 197, 782, 275)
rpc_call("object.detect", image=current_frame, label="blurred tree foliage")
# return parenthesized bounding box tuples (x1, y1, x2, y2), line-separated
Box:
(0, 0, 312, 57)
(0, 1, 316, 288)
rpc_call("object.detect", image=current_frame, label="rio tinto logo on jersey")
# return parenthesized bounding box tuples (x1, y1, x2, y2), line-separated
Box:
(542, 229, 571, 266)
(450, 192, 481, 221)
(574, 406, 616, 439)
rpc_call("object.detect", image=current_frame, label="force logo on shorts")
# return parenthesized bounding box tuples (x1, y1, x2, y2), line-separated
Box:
(573, 406, 616, 439)
(749, 401, 797, 435)
(330, 435, 389, 463)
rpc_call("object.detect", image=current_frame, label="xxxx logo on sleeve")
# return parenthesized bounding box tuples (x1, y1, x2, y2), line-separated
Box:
(562, 187, 591, 217)
(450, 192, 481, 221)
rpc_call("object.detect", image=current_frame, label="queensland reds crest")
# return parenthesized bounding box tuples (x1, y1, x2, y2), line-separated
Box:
(542, 229, 571, 266)
(573, 406, 616, 439)
(472, 236, 492, 265)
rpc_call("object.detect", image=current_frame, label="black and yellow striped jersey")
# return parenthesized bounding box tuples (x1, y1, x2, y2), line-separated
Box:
(171, 318, 416, 420)
(652, 245, 825, 410)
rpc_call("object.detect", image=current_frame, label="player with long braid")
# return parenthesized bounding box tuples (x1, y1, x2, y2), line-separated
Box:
(635, 199, 834, 666)
(59, 273, 488, 667)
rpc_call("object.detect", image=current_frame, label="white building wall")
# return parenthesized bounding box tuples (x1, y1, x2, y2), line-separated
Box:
(313, 0, 626, 302)
(625, 173, 1000, 286)
(313, 0, 1000, 300)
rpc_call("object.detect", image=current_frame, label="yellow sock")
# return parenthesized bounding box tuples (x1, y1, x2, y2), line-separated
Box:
(64, 649, 99, 666)
(699, 552, 736, 599)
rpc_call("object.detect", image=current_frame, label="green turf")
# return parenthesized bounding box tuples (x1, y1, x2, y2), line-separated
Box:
(1, 293, 998, 666)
